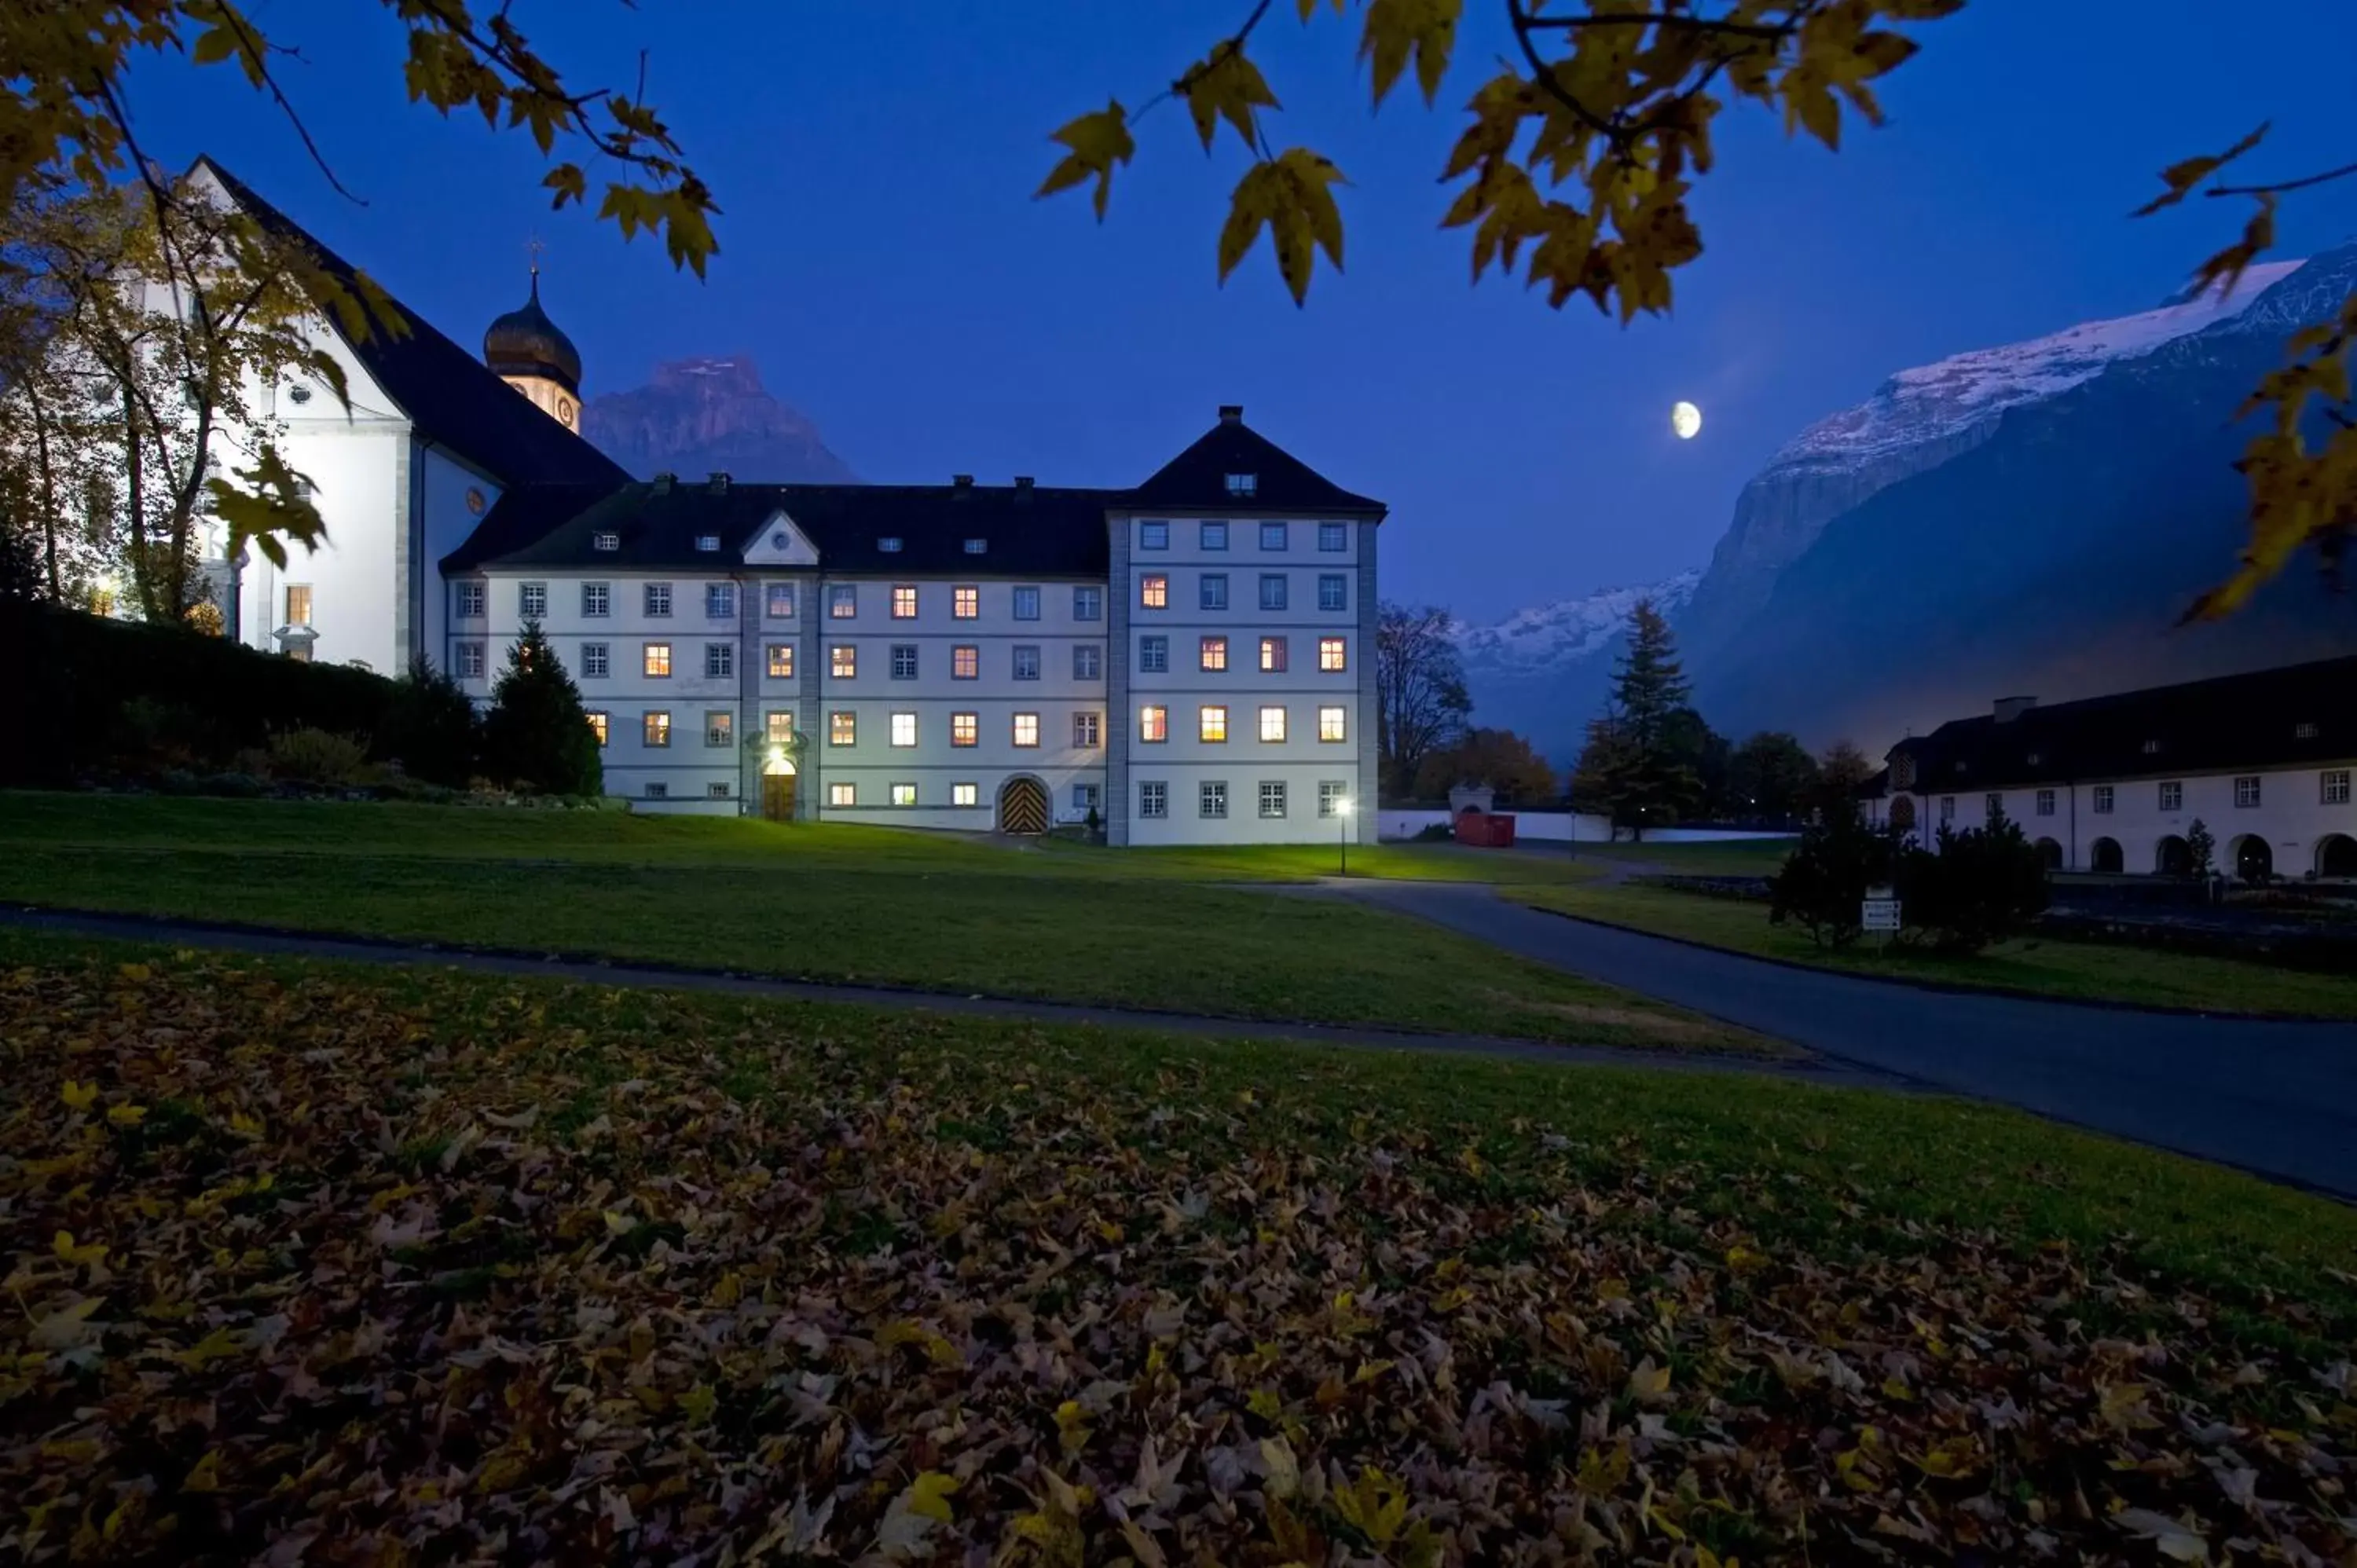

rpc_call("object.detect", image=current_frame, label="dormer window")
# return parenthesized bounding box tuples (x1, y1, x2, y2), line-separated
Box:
(1224, 472, 1257, 497)
(2297, 721, 2319, 739)
(592, 531, 619, 551)
(2141, 739, 2161, 755)
(2025, 752, 2041, 767)
(695, 534, 720, 552)
(963, 538, 987, 555)
(878, 537, 904, 553)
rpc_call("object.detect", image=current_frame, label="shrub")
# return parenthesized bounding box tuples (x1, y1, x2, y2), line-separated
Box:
(200, 771, 266, 799)
(376, 654, 479, 787)
(1898, 815, 2051, 953)
(266, 727, 372, 786)
(480, 623, 602, 797)
(1767, 804, 1904, 949)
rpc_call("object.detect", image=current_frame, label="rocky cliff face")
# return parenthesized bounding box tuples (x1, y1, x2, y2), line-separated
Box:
(1454, 573, 1699, 760)
(582, 356, 856, 485)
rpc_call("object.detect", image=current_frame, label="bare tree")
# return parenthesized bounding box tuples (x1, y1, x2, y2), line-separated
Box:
(1376, 601, 1472, 801)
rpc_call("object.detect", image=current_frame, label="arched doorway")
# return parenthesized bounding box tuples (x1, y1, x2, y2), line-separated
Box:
(760, 755, 797, 822)
(2156, 835, 2192, 876)
(2035, 837, 2063, 870)
(2319, 833, 2357, 879)
(2233, 835, 2274, 883)
(2088, 837, 2124, 874)
(997, 775, 1049, 835)
(1890, 795, 1916, 833)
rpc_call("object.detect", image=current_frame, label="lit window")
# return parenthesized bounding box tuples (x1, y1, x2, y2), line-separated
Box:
(1013, 645, 1042, 680)
(891, 644, 918, 680)
(1200, 780, 1229, 818)
(581, 581, 610, 617)
(1259, 636, 1288, 672)
(709, 781, 732, 800)
(2234, 775, 2261, 808)
(1259, 780, 1287, 818)
(518, 581, 545, 619)
(962, 539, 987, 555)
(1201, 521, 1228, 551)
(1073, 586, 1102, 621)
(1140, 575, 1168, 610)
(643, 642, 673, 678)
(2035, 788, 2055, 817)
(705, 642, 732, 679)
(644, 582, 673, 617)
(952, 782, 979, 806)
(645, 782, 668, 800)
(830, 645, 856, 680)
(1074, 711, 1101, 747)
(829, 584, 857, 618)
(1259, 705, 1286, 742)
(706, 711, 733, 748)
(1140, 520, 1169, 551)
(1318, 781, 1347, 819)
(592, 532, 619, 552)
(952, 644, 979, 680)
(892, 584, 918, 618)
(455, 640, 486, 679)
(1259, 574, 1288, 611)
(1200, 636, 1228, 672)
(953, 585, 980, 619)
(1200, 705, 1228, 743)
(1013, 713, 1041, 747)
(891, 712, 918, 747)
(1318, 573, 1347, 612)
(891, 782, 917, 805)
(765, 582, 796, 618)
(695, 533, 720, 552)
(1259, 522, 1286, 551)
(951, 712, 979, 747)
(455, 581, 485, 618)
(830, 782, 856, 807)
(878, 537, 904, 555)
(765, 710, 794, 744)
(1138, 636, 1168, 673)
(1318, 637, 1347, 672)
(581, 643, 609, 679)
(1139, 705, 1168, 743)
(1318, 522, 1348, 552)
(706, 583, 736, 618)
(829, 711, 856, 746)
(1224, 473, 1256, 497)
(767, 643, 794, 679)
(1139, 781, 1168, 819)
(1200, 574, 1228, 611)
(585, 711, 608, 746)
(643, 711, 671, 748)
(1012, 586, 1041, 621)
(2160, 780, 2183, 811)
(2324, 769, 2351, 804)
(1073, 643, 1102, 680)
(2092, 785, 2114, 814)
(1318, 705, 1346, 742)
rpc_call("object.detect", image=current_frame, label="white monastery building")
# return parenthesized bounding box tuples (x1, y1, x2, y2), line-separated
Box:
(195, 162, 1384, 844)
(1870, 658, 2357, 883)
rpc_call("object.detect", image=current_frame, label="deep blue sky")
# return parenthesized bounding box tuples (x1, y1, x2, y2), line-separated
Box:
(126, 2, 2357, 621)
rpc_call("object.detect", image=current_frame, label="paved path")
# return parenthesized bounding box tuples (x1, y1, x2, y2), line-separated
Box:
(1334, 882, 2357, 1198)
(0, 905, 1887, 1087)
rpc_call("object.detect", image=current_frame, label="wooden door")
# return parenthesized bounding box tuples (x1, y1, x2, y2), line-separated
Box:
(761, 773, 797, 822)
(997, 776, 1048, 835)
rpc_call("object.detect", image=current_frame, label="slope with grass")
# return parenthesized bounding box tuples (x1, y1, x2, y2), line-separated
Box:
(2, 936, 2351, 1565)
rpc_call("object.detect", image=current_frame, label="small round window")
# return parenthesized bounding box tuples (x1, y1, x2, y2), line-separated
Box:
(772, 530, 788, 550)
(557, 397, 576, 427)
(287, 383, 313, 405)
(465, 488, 486, 515)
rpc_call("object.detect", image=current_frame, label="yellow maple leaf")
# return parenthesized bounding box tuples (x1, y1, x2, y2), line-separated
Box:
(906, 1470, 959, 1523)
(60, 1079, 99, 1111)
(53, 1230, 107, 1269)
(1036, 101, 1136, 221)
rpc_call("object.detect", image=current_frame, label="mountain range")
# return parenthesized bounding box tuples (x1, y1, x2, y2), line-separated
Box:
(583, 356, 856, 485)
(1462, 252, 2356, 759)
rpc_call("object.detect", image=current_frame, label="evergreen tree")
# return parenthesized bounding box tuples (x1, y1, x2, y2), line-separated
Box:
(1574, 599, 1700, 837)
(482, 621, 603, 796)
(376, 654, 481, 787)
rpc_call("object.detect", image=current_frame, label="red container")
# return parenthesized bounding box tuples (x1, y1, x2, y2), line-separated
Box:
(1453, 811, 1518, 848)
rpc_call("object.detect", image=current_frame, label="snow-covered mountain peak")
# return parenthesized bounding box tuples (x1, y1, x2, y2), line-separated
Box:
(1456, 570, 1701, 675)
(1766, 258, 2305, 475)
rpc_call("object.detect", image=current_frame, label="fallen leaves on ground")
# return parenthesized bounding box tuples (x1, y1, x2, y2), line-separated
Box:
(1, 954, 2352, 1565)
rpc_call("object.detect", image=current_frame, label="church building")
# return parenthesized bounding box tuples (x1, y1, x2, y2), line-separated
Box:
(192, 161, 1386, 845)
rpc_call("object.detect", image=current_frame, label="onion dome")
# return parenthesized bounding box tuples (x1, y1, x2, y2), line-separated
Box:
(482, 269, 581, 394)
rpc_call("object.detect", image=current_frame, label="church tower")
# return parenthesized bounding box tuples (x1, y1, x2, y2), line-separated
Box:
(483, 260, 584, 430)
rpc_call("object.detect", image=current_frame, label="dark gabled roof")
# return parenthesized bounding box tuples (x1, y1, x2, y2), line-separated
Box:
(1128, 408, 1386, 517)
(196, 159, 627, 490)
(442, 480, 1118, 577)
(1889, 656, 2357, 793)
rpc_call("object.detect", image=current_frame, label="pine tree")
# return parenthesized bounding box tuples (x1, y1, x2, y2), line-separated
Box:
(482, 621, 603, 796)
(376, 654, 480, 787)
(1576, 599, 1701, 838)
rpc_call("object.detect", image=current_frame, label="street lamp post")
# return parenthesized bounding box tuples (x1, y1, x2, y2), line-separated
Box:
(1337, 797, 1352, 877)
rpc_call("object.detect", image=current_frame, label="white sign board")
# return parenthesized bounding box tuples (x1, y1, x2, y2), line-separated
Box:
(1861, 898, 1902, 932)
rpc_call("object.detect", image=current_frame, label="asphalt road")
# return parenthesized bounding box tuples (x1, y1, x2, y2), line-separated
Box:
(1338, 881, 2357, 1198)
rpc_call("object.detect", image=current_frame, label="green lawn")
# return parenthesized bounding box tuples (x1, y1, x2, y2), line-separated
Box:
(1562, 835, 1798, 877)
(3, 934, 2350, 1564)
(0, 792, 1734, 1052)
(1518, 879, 2357, 1017)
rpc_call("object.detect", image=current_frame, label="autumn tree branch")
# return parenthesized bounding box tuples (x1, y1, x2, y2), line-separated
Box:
(2209, 157, 2357, 199)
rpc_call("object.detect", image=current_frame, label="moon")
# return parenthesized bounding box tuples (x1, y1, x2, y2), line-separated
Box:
(1671, 400, 1703, 440)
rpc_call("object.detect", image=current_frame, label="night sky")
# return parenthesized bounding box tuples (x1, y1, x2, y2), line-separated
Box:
(123, 2, 2357, 622)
